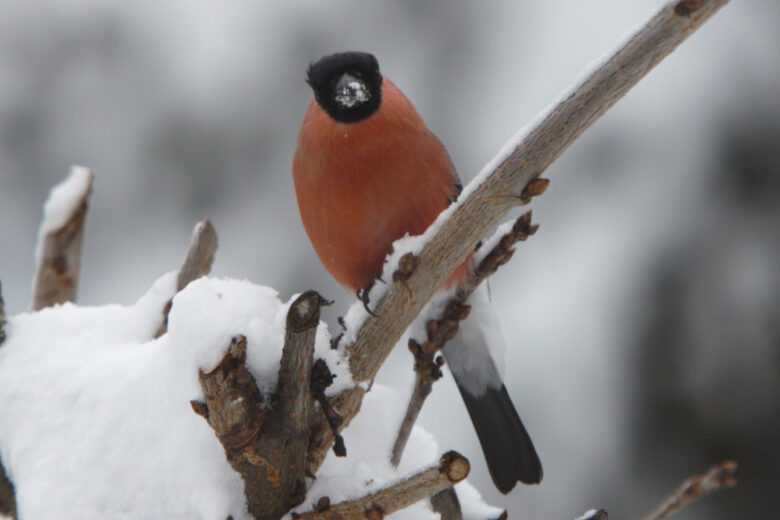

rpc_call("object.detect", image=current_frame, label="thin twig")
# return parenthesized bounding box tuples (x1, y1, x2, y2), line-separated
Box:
(640, 460, 738, 520)
(176, 218, 218, 291)
(389, 302, 467, 468)
(155, 218, 218, 337)
(295, 451, 470, 520)
(31, 167, 93, 311)
(390, 210, 539, 467)
(305, 0, 731, 476)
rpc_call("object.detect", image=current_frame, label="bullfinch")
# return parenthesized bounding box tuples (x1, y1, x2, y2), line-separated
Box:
(292, 51, 542, 493)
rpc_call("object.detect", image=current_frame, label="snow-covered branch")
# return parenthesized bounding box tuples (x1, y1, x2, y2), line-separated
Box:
(31, 166, 93, 311)
(306, 0, 731, 475)
(193, 291, 326, 520)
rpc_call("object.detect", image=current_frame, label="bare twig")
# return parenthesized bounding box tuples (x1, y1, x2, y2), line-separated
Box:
(296, 451, 470, 520)
(193, 291, 325, 520)
(305, 0, 730, 476)
(640, 460, 737, 520)
(176, 218, 218, 290)
(389, 358, 435, 468)
(155, 218, 218, 337)
(390, 210, 539, 467)
(389, 301, 467, 468)
(31, 167, 93, 311)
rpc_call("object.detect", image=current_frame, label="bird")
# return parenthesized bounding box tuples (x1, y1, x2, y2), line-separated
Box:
(292, 51, 542, 493)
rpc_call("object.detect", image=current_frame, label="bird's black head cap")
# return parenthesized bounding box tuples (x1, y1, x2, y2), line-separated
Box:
(306, 51, 382, 124)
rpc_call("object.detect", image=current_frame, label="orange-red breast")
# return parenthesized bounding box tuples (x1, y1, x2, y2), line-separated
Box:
(292, 51, 542, 493)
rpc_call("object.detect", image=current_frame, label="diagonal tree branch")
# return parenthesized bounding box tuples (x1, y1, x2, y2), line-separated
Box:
(640, 460, 737, 520)
(572, 461, 737, 520)
(305, 0, 731, 475)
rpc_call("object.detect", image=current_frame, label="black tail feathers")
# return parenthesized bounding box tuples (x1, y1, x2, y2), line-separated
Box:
(456, 383, 542, 493)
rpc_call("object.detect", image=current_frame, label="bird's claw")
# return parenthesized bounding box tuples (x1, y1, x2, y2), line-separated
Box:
(356, 282, 378, 317)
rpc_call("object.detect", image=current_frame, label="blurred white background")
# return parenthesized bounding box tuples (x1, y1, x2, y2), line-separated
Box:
(0, 1, 777, 518)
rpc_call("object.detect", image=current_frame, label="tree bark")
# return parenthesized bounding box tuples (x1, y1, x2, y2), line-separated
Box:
(31, 168, 93, 310)
(194, 291, 325, 520)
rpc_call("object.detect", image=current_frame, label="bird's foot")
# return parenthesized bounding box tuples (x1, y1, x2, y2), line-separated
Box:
(311, 359, 346, 457)
(356, 282, 378, 317)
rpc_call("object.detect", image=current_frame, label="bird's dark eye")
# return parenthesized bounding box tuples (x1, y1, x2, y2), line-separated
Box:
(333, 73, 370, 109)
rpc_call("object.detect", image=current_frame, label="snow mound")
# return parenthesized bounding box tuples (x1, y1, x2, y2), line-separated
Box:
(0, 274, 496, 519)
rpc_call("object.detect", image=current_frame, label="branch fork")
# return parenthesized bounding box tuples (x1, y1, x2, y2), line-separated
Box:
(192, 290, 326, 520)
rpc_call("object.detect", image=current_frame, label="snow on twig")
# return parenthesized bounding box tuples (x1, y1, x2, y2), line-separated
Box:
(31, 166, 93, 311)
